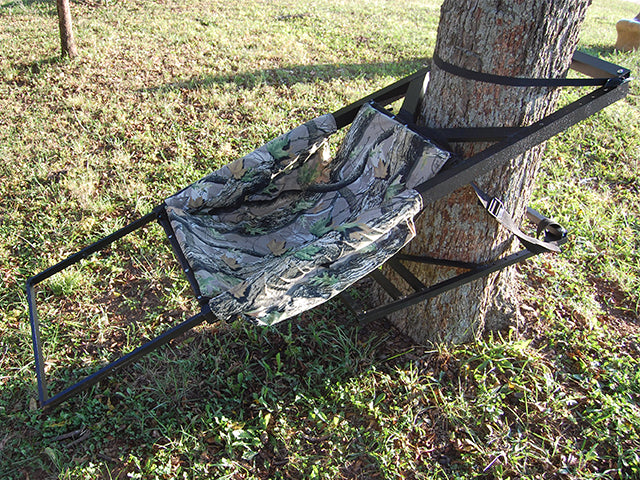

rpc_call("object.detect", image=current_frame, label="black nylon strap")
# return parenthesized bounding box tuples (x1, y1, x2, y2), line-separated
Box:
(470, 183, 561, 254)
(433, 53, 621, 88)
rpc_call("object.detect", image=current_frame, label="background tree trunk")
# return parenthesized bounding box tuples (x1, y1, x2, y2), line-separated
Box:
(385, 0, 592, 344)
(56, 0, 78, 59)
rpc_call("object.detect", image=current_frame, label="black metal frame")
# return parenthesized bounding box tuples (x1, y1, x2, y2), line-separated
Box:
(339, 207, 568, 324)
(27, 51, 630, 409)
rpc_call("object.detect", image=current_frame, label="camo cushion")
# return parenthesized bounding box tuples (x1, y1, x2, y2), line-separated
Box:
(165, 103, 450, 325)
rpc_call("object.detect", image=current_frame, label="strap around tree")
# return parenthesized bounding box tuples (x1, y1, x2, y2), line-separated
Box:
(433, 53, 624, 88)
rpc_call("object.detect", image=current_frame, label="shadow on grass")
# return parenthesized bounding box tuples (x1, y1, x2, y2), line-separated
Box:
(0, 56, 66, 88)
(1, 0, 55, 14)
(143, 58, 431, 93)
(2, 298, 431, 479)
(3, 57, 442, 479)
(14, 56, 65, 76)
(580, 44, 620, 58)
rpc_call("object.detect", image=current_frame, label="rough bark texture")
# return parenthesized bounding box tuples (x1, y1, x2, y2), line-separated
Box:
(385, 0, 591, 344)
(56, 0, 78, 59)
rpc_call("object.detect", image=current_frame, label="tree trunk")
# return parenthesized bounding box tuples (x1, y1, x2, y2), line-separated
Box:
(56, 0, 78, 59)
(385, 0, 591, 344)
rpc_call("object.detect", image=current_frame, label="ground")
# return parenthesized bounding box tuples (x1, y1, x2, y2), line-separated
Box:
(0, 0, 639, 478)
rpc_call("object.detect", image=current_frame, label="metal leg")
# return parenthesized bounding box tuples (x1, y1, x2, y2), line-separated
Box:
(36, 308, 214, 410)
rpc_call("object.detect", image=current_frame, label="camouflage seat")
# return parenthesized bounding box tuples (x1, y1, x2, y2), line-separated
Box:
(165, 103, 450, 326)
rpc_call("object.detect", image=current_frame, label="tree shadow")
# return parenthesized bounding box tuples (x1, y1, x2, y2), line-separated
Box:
(3, 56, 444, 479)
(2, 297, 437, 479)
(1, 0, 56, 14)
(579, 44, 621, 59)
(143, 58, 430, 93)
(14, 56, 64, 76)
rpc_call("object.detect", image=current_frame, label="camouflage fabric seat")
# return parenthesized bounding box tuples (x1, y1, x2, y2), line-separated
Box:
(165, 103, 450, 326)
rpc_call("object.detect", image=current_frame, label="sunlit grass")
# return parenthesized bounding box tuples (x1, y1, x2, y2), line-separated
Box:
(1, 0, 639, 478)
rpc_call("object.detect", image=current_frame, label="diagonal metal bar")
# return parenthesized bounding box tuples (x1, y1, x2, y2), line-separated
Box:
(393, 253, 480, 270)
(415, 81, 630, 204)
(39, 307, 214, 410)
(359, 227, 567, 326)
(368, 269, 402, 300)
(388, 258, 427, 292)
(570, 50, 631, 80)
(28, 209, 161, 286)
(332, 68, 429, 129)
(358, 249, 536, 325)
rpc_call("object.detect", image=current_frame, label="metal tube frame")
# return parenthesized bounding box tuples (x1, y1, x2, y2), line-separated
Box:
(343, 209, 568, 325)
(26, 51, 630, 409)
(26, 206, 217, 409)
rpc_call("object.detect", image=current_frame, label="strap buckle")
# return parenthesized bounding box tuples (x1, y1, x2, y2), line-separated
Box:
(487, 196, 505, 219)
(471, 184, 562, 254)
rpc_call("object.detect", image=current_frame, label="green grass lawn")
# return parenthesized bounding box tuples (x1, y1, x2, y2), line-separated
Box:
(1, 0, 639, 478)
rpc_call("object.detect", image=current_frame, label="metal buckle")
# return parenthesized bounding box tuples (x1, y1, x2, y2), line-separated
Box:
(487, 197, 505, 218)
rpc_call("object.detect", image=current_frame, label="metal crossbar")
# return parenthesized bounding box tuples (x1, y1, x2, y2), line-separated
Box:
(26, 51, 630, 410)
(342, 207, 568, 325)
(415, 81, 630, 204)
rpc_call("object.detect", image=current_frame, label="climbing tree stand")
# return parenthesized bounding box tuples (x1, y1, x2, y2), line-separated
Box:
(27, 51, 629, 409)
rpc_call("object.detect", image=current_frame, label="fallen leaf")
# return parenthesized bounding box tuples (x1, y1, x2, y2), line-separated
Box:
(230, 282, 249, 300)
(221, 254, 241, 270)
(374, 160, 388, 179)
(349, 224, 375, 241)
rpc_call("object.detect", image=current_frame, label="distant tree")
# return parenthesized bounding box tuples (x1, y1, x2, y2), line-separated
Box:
(56, 0, 78, 58)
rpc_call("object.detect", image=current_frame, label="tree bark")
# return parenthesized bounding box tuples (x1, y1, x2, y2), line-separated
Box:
(384, 0, 591, 344)
(56, 0, 78, 59)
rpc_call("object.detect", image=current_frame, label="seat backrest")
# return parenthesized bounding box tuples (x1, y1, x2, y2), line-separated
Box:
(324, 103, 451, 215)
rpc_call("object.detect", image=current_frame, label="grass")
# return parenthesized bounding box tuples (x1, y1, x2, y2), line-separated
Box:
(1, 0, 639, 478)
